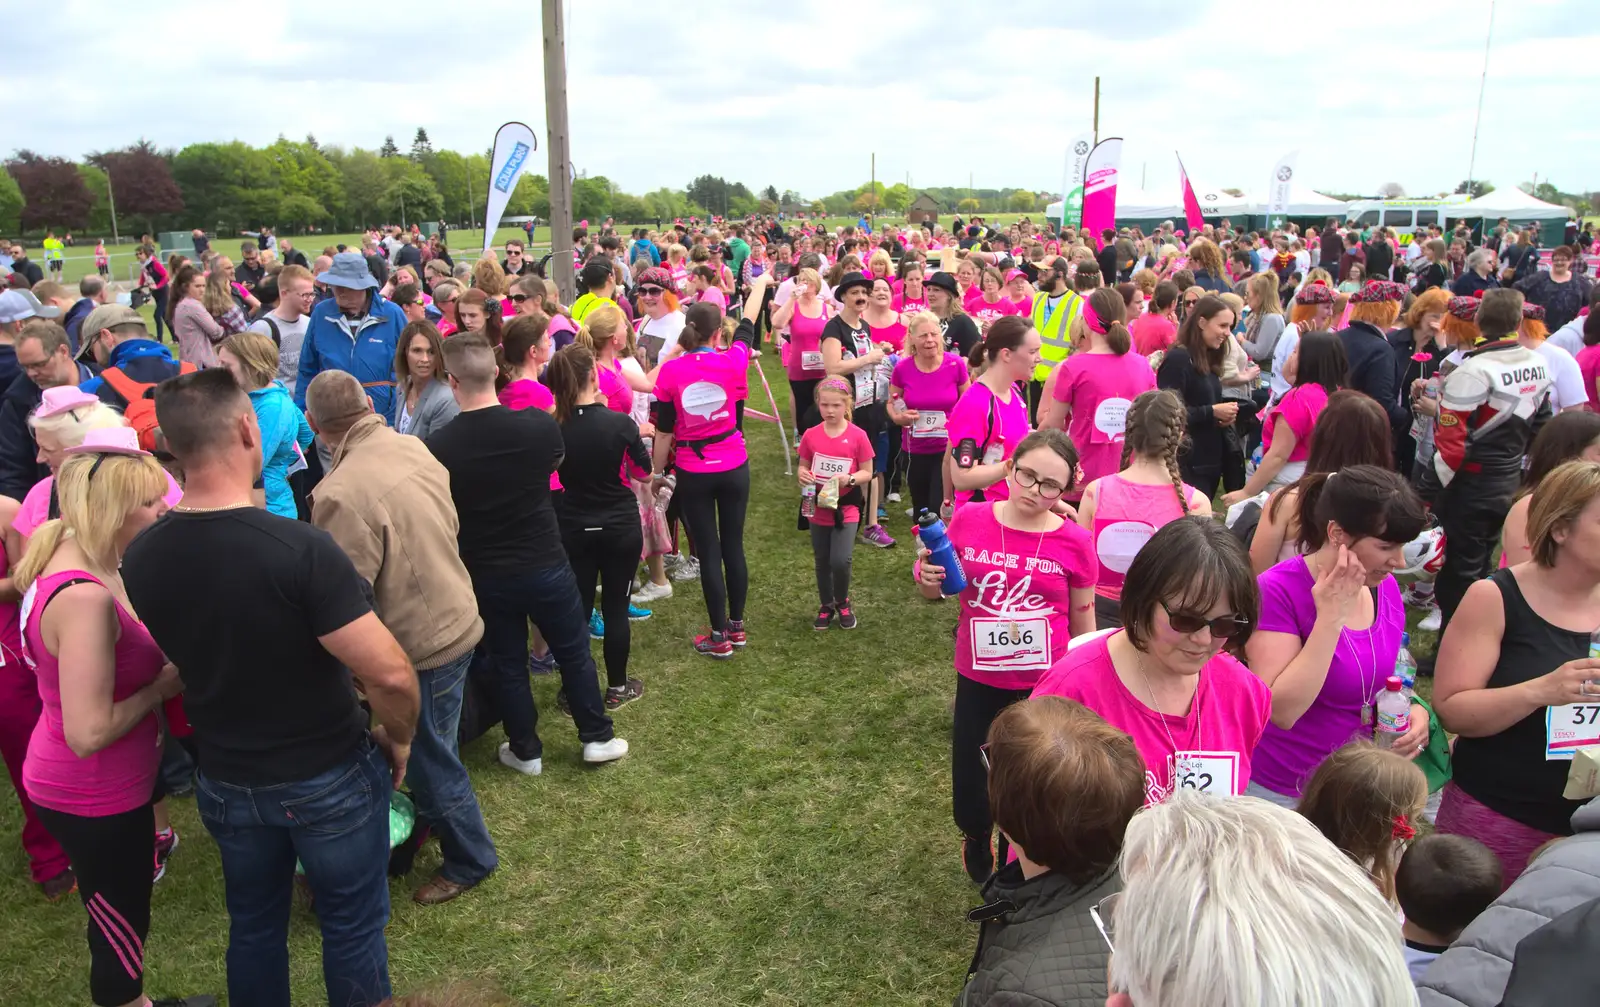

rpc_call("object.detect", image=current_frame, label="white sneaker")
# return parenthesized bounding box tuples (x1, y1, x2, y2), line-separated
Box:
(497, 743, 542, 776)
(631, 579, 674, 605)
(887, 492, 902, 503)
(583, 738, 630, 764)
(670, 555, 701, 582)
(1418, 606, 1442, 633)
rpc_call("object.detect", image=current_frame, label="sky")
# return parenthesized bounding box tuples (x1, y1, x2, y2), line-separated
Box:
(7, 0, 1596, 206)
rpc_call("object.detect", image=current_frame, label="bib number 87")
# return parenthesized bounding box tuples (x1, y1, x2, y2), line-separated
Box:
(984, 628, 1035, 648)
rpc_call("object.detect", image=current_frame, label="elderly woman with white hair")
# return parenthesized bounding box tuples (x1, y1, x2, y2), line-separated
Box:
(1105, 791, 1417, 1007)
(1452, 246, 1500, 298)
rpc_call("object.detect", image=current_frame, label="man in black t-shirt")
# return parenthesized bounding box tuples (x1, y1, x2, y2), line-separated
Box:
(124, 369, 419, 1007)
(426, 335, 628, 774)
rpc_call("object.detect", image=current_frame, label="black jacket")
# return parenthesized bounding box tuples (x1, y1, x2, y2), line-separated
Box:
(959, 862, 1118, 1007)
(1157, 346, 1225, 468)
(9, 258, 43, 286)
(1364, 240, 1394, 280)
(1340, 321, 1406, 429)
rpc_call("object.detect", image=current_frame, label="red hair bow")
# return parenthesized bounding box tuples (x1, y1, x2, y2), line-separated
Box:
(1391, 816, 1417, 841)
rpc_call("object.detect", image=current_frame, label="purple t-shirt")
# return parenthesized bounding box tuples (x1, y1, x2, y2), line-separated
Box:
(891, 352, 968, 454)
(1251, 556, 1405, 798)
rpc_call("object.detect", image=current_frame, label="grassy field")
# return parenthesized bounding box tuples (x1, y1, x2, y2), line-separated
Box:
(0, 360, 980, 1004)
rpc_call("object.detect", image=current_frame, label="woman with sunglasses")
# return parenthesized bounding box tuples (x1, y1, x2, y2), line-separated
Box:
(1245, 466, 1432, 808)
(917, 428, 1096, 883)
(1034, 516, 1270, 807)
(632, 266, 686, 368)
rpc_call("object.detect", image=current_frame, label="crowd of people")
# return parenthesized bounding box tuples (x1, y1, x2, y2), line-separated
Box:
(1, 205, 1599, 1006)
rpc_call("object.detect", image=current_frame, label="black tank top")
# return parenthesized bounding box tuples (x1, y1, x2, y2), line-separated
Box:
(1451, 568, 1588, 836)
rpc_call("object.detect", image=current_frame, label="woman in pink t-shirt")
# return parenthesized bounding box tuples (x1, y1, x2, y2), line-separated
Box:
(498, 314, 555, 414)
(893, 260, 928, 315)
(771, 267, 830, 435)
(889, 313, 971, 520)
(917, 428, 1097, 882)
(1222, 330, 1344, 508)
(580, 302, 653, 421)
(862, 277, 906, 351)
(948, 316, 1040, 510)
(1076, 390, 1211, 629)
(1039, 287, 1158, 496)
(20, 440, 185, 1007)
(652, 283, 770, 658)
(1032, 516, 1273, 806)
(970, 267, 1022, 332)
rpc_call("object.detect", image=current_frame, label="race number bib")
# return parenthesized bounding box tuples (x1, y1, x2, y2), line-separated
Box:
(1546, 703, 1600, 760)
(855, 377, 874, 408)
(981, 441, 1005, 466)
(970, 616, 1051, 672)
(801, 350, 823, 371)
(1172, 751, 1241, 796)
(912, 409, 948, 439)
(811, 454, 851, 481)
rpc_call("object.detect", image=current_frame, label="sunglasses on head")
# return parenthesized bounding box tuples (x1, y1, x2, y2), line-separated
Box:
(1161, 603, 1248, 638)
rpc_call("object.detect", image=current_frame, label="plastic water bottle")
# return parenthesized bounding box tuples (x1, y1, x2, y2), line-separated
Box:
(1395, 633, 1417, 699)
(800, 483, 817, 518)
(1374, 677, 1411, 748)
(916, 511, 968, 596)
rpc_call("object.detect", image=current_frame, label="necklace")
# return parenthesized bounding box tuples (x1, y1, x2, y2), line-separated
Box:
(1308, 553, 1381, 725)
(174, 502, 255, 514)
(1132, 648, 1202, 759)
(997, 500, 1049, 639)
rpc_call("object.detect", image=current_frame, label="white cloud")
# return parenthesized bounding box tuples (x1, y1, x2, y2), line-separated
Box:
(5, 0, 1596, 204)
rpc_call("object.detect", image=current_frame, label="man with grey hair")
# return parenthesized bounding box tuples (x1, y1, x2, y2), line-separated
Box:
(1106, 792, 1416, 1007)
(62, 274, 111, 349)
(304, 370, 497, 905)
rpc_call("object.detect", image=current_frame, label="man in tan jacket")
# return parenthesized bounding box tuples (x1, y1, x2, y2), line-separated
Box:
(305, 370, 497, 906)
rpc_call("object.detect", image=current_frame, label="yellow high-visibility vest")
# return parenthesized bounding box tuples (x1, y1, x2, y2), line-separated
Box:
(1030, 288, 1082, 383)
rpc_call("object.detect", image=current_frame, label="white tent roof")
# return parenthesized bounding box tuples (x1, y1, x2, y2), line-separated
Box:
(1046, 185, 1196, 223)
(1242, 185, 1348, 216)
(1453, 187, 1571, 220)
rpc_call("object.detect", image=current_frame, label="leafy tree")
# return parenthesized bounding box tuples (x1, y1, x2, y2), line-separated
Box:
(573, 177, 613, 223)
(337, 147, 390, 227)
(379, 135, 400, 158)
(410, 128, 435, 162)
(305, 133, 320, 152)
(171, 141, 281, 231)
(506, 173, 549, 218)
(611, 193, 649, 223)
(809, 199, 825, 216)
(0, 170, 22, 233)
(76, 164, 114, 235)
(781, 189, 800, 208)
(851, 192, 878, 214)
(89, 140, 185, 234)
(1454, 179, 1494, 198)
(1008, 190, 1035, 212)
(758, 199, 777, 215)
(278, 193, 327, 232)
(381, 165, 442, 225)
(761, 184, 779, 204)
(822, 192, 852, 216)
(958, 197, 980, 213)
(644, 188, 689, 221)
(427, 150, 472, 224)
(1377, 182, 1405, 198)
(882, 183, 912, 213)
(5, 151, 94, 230)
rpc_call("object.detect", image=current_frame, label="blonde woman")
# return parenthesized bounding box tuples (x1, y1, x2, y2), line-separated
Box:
(11, 388, 152, 548)
(17, 432, 192, 1007)
(666, 244, 690, 294)
(1240, 271, 1288, 369)
(540, 278, 579, 350)
(470, 255, 509, 303)
(218, 332, 313, 519)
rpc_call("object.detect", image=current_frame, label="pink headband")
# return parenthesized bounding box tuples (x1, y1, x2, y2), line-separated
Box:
(1082, 300, 1107, 335)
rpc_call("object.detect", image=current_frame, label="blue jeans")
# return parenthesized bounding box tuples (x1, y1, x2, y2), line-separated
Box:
(472, 561, 614, 761)
(410, 652, 497, 885)
(195, 739, 393, 1007)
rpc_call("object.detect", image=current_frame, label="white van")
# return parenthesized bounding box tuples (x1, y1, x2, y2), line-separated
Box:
(1343, 200, 1453, 246)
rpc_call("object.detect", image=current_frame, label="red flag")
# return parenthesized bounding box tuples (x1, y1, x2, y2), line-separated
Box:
(1177, 154, 1204, 233)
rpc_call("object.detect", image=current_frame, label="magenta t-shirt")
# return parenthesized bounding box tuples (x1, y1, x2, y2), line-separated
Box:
(654, 344, 751, 473)
(597, 359, 634, 415)
(697, 287, 728, 313)
(799, 422, 874, 526)
(949, 503, 1096, 691)
(1131, 314, 1177, 357)
(15, 471, 184, 540)
(1032, 632, 1273, 805)
(500, 378, 554, 412)
(1578, 344, 1600, 413)
(867, 319, 907, 352)
(948, 381, 1031, 507)
(1262, 383, 1328, 463)
(1051, 351, 1157, 487)
(23, 570, 165, 815)
(785, 302, 829, 380)
(1090, 475, 1199, 600)
(894, 293, 929, 314)
(971, 294, 1022, 330)
(891, 353, 968, 455)
(1252, 557, 1405, 798)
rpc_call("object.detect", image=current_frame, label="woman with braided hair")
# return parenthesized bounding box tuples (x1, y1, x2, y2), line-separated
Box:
(1076, 390, 1212, 629)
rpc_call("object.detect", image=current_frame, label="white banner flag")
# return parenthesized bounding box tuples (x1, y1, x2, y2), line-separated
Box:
(1059, 131, 1094, 228)
(483, 122, 538, 254)
(1267, 150, 1300, 229)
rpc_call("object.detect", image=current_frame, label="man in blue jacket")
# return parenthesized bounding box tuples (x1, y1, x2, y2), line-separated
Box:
(296, 252, 406, 423)
(79, 305, 186, 409)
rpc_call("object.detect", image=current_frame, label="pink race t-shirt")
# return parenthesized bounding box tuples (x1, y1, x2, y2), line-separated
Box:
(894, 294, 929, 314)
(1090, 475, 1200, 600)
(1131, 314, 1178, 357)
(948, 381, 1031, 507)
(697, 286, 728, 314)
(597, 359, 634, 415)
(1577, 344, 1600, 413)
(891, 353, 968, 455)
(785, 302, 830, 380)
(1032, 632, 1273, 805)
(971, 294, 1021, 330)
(1052, 351, 1157, 488)
(14, 471, 184, 540)
(799, 422, 874, 526)
(949, 503, 1096, 691)
(654, 344, 751, 473)
(1262, 383, 1328, 464)
(867, 319, 906, 352)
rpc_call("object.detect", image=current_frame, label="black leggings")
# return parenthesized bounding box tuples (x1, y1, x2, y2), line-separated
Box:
(789, 378, 821, 435)
(35, 802, 155, 1007)
(906, 451, 944, 521)
(564, 524, 644, 688)
(677, 462, 750, 632)
(951, 675, 1030, 842)
(150, 288, 169, 342)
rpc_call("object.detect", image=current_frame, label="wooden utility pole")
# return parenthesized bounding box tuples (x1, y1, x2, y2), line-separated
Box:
(1093, 77, 1100, 146)
(543, 0, 576, 302)
(870, 152, 875, 224)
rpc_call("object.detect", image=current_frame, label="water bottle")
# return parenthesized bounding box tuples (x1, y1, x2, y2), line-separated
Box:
(916, 510, 968, 596)
(1374, 677, 1411, 749)
(653, 473, 675, 516)
(800, 482, 817, 518)
(1395, 632, 1417, 699)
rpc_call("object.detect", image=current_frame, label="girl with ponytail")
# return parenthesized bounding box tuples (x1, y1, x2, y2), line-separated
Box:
(1076, 390, 1212, 629)
(1038, 285, 1157, 495)
(576, 303, 652, 423)
(947, 316, 1040, 509)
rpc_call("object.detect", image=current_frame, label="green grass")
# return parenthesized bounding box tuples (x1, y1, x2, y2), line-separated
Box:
(0, 357, 977, 1004)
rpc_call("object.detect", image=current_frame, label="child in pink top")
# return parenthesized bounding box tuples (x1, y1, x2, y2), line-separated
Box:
(798, 379, 875, 627)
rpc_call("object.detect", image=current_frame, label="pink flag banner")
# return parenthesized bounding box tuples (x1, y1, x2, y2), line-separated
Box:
(1080, 138, 1123, 249)
(1177, 154, 1204, 232)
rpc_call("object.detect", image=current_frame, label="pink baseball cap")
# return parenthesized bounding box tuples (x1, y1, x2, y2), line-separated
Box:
(1004, 269, 1029, 284)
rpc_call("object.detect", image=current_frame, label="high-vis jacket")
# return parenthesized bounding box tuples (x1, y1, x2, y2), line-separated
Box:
(1030, 289, 1083, 383)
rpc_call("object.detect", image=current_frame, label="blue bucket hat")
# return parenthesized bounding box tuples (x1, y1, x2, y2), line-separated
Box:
(317, 251, 380, 291)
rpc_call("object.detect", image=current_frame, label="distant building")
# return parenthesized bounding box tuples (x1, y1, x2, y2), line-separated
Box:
(908, 193, 942, 226)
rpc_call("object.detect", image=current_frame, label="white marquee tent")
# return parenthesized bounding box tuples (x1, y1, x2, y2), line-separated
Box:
(1452, 186, 1570, 223)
